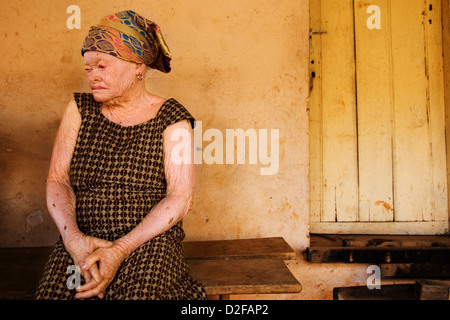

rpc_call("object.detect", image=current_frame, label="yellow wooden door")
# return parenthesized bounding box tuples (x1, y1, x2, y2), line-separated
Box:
(310, 0, 448, 235)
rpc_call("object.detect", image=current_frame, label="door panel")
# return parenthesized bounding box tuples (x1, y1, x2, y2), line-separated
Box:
(354, 0, 394, 222)
(310, 0, 359, 223)
(309, 0, 448, 234)
(390, 0, 434, 222)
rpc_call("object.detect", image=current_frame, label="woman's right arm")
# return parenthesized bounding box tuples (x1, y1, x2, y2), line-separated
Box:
(47, 99, 112, 287)
(46, 99, 82, 243)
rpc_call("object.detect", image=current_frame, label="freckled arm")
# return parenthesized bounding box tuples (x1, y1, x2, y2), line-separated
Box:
(114, 120, 195, 257)
(46, 99, 82, 243)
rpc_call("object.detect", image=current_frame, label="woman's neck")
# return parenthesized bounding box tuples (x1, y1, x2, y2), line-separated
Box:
(101, 89, 165, 126)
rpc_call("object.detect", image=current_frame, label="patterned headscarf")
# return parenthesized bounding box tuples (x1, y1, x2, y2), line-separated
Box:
(81, 10, 171, 73)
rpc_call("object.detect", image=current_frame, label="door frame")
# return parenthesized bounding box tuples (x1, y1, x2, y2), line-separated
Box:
(443, 0, 450, 235)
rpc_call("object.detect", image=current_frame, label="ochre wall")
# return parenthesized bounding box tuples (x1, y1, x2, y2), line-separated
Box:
(0, 0, 310, 248)
(4, 0, 444, 300)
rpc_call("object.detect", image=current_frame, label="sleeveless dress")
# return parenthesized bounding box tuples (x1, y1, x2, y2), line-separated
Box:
(35, 93, 206, 300)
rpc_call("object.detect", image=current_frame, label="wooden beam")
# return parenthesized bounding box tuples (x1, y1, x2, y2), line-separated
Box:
(307, 246, 450, 263)
(333, 284, 418, 300)
(381, 263, 450, 279)
(310, 234, 450, 247)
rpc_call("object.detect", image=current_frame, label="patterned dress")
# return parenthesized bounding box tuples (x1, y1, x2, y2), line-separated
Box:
(35, 93, 206, 300)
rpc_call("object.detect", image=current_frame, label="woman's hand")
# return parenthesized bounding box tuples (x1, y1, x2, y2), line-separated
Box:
(74, 243, 129, 299)
(64, 232, 113, 289)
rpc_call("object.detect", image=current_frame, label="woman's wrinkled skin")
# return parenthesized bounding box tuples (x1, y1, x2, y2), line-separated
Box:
(46, 51, 195, 299)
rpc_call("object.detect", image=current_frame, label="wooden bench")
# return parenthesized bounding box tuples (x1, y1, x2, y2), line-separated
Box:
(184, 237, 301, 299)
(0, 237, 301, 300)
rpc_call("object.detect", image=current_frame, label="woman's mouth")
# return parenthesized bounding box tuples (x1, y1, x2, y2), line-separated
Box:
(91, 86, 106, 91)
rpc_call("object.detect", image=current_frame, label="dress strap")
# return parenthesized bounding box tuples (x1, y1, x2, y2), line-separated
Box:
(159, 98, 196, 131)
(73, 93, 101, 120)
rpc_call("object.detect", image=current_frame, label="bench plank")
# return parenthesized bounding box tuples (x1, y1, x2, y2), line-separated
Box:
(183, 237, 297, 260)
(189, 258, 301, 296)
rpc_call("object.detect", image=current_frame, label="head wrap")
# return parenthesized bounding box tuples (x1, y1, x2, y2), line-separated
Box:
(81, 10, 171, 73)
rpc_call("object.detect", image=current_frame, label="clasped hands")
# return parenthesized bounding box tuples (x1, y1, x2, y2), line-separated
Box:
(65, 232, 129, 299)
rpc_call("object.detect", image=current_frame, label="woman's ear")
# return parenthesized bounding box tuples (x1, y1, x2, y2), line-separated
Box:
(136, 63, 146, 77)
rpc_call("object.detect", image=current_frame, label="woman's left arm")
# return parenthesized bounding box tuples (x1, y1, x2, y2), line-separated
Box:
(115, 119, 195, 254)
(75, 120, 195, 299)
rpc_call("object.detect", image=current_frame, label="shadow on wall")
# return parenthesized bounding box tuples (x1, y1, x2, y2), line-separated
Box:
(0, 130, 58, 247)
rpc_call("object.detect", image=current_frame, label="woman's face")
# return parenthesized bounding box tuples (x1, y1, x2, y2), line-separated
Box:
(83, 51, 140, 103)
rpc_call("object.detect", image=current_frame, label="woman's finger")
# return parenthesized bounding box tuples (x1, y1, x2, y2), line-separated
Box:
(82, 253, 101, 281)
(76, 276, 99, 292)
(89, 263, 102, 283)
(80, 267, 92, 284)
(92, 238, 114, 249)
(97, 290, 106, 299)
(75, 279, 108, 299)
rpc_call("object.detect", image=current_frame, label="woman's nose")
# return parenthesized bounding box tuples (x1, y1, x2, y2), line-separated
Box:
(88, 69, 101, 83)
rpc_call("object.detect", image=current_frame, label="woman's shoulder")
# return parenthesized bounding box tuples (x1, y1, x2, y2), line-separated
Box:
(158, 98, 195, 130)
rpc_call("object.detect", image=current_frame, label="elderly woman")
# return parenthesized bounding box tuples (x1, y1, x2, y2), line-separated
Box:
(36, 10, 206, 300)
